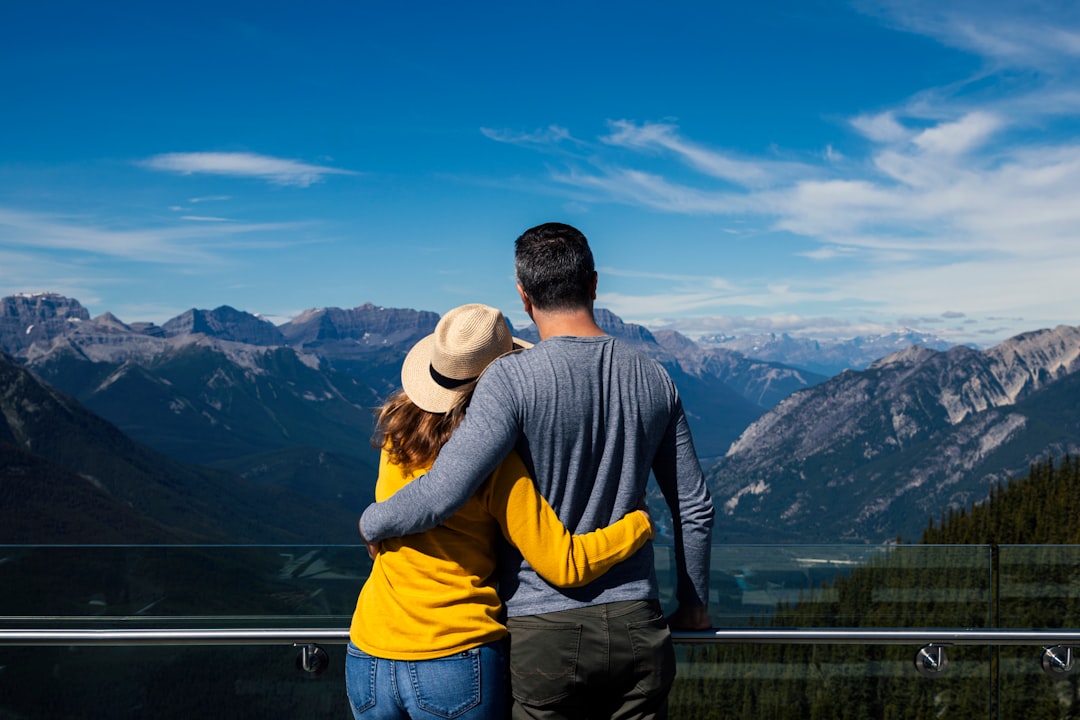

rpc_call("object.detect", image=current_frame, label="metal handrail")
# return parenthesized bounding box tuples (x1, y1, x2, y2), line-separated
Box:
(679, 629, 1080, 645)
(0, 628, 350, 646)
(3, 627, 1080, 647)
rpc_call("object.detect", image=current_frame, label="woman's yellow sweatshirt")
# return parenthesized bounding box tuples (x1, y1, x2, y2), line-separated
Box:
(349, 449, 651, 660)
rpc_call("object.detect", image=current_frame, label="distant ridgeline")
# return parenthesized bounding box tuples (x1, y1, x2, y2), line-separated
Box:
(0, 293, 822, 543)
(5, 291, 1080, 544)
(671, 455, 1080, 720)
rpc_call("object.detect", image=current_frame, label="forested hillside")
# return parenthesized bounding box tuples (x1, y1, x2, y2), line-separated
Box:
(671, 455, 1080, 719)
(922, 455, 1080, 544)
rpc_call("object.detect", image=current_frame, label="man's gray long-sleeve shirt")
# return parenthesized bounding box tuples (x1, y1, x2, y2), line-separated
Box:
(360, 335, 714, 617)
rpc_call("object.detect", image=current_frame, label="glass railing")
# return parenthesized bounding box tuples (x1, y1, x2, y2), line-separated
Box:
(1, 544, 1077, 719)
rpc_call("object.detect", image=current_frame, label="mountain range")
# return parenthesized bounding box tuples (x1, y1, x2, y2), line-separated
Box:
(698, 330, 959, 376)
(0, 349, 360, 543)
(710, 325, 1080, 542)
(4, 292, 1080, 544)
(0, 293, 825, 543)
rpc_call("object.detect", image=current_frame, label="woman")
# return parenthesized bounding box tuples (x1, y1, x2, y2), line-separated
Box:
(346, 304, 652, 720)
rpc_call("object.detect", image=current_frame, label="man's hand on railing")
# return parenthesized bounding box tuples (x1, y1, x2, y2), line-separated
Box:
(667, 603, 712, 631)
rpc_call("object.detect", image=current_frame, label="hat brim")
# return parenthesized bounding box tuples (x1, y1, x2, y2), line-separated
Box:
(401, 334, 532, 414)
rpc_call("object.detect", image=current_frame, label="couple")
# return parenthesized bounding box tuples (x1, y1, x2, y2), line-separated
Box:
(348, 223, 715, 720)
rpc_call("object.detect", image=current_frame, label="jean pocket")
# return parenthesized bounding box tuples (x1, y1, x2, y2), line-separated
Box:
(626, 613, 675, 698)
(507, 620, 582, 705)
(409, 650, 482, 719)
(345, 644, 377, 714)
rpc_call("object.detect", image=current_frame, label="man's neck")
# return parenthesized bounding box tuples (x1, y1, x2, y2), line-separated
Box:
(533, 307, 606, 340)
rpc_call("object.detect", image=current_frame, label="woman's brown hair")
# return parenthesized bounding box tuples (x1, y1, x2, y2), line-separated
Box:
(371, 389, 469, 471)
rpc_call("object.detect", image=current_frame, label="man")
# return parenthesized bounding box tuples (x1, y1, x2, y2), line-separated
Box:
(360, 222, 714, 720)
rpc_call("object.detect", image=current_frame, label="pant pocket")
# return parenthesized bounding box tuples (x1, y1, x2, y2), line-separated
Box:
(345, 644, 377, 714)
(626, 613, 675, 698)
(409, 650, 482, 719)
(507, 620, 582, 705)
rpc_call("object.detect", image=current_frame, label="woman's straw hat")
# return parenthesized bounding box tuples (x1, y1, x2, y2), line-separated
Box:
(401, 303, 531, 413)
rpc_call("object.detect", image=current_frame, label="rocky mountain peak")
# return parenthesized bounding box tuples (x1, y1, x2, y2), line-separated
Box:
(93, 312, 131, 331)
(278, 304, 439, 351)
(595, 308, 657, 345)
(162, 306, 286, 346)
(868, 344, 941, 370)
(0, 292, 91, 355)
(985, 325, 1080, 401)
(652, 329, 700, 355)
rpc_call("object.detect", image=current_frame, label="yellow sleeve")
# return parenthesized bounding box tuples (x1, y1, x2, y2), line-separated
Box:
(479, 452, 651, 588)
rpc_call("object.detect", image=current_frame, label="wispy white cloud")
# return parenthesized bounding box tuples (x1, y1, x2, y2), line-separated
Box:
(480, 125, 576, 147)
(798, 245, 858, 261)
(600, 120, 785, 187)
(857, 0, 1080, 72)
(600, 290, 733, 317)
(549, 165, 762, 215)
(601, 266, 739, 291)
(603, 232, 1080, 342)
(0, 207, 207, 262)
(0, 206, 304, 264)
(851, 111, 911, 143)
(140, 152, 357, 187)
(601, 269, 852, 319)
(0, 248, 109, 306)
(911, 111, 1002, 155)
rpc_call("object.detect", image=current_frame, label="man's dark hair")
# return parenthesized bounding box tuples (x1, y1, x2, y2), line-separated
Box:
(514, 222, 596, 311)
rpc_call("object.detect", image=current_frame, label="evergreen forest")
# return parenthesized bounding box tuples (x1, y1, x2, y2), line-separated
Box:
(670, 455, 1080, 719)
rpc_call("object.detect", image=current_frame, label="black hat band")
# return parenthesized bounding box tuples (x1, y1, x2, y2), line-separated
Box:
(429, 364, 477, 390)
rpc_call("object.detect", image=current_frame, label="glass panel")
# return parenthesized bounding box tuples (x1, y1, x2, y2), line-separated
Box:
(0, 645, 349, 719)
(0, 544, 999, 719)
(670, 644, 992, 720)
(666, 544, 993, 719)
(657, 544, 993, 627)
(997, 545, 1080, 717)
(0, 545, 370, 627)
(0, 546, 362, 719)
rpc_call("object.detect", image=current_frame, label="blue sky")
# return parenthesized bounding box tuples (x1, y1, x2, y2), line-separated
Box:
(2, 0, 1080, 345)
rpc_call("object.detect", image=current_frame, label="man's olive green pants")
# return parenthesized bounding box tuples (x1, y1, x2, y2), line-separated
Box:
(506, 600, 675, 720)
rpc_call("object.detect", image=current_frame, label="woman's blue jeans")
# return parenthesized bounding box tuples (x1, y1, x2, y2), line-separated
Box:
(345, 641, 509, 720)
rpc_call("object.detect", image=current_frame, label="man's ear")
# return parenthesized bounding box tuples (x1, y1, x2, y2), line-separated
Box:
(517, 283, 533, 314)
(590, 271, 598, 301)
